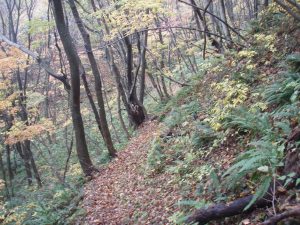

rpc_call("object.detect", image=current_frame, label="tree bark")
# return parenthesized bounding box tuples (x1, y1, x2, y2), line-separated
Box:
(274, 0, 300, 21)
(138, 31, 148, 104)
(51, 0, 95, 176)
(124, 36, 146, 127)
(186, 193, 272, 224)
(219, 0, 233, 46)
(68, 0, 117, 157)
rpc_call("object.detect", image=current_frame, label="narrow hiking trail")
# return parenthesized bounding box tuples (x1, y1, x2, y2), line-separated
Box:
(83, 121, 182, 225)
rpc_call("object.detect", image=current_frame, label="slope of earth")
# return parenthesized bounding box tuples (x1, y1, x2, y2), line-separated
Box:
(83, 121, 182, 224)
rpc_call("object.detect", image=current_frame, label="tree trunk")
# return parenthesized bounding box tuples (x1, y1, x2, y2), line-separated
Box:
(219, 0, 233, 46)
(138, 31, 148, 104)
(51, 0, 95, 176)
(91, 0, 146, 128)
(156, 22, 170, 99)
(124, 36, 146, 127)
(117, 91, 131, 139)
(264, 0, 269, 7)
(18, 142, 33, 186)
(0, 151, 10, 199)
(69, 0, 117, 157)
(6, 145, 14, 196)
(254, 0, 259, 18)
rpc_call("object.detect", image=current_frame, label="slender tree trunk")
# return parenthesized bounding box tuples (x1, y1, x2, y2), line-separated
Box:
(148, 72, 164, 100)
(224, 0, 235, 25)
(0, 151, 10, 199)
(16, 142, 32, 186)
(254, 0, 259, 18)
(91, 0, 146, 128)
(81, 70, 103, 136)
(69, 0, 117, 157)
(264, 0, 269, 7)
(51, 0, 95, 176)
(139, 31, 148, 104)
(156, 23, 170, 99)
(24, 141, 42, 187)
(6, 145, 14, 196)
(117, 91, 131, 139)
(219, 0, 232, 46)
(16, 64, 42, 187)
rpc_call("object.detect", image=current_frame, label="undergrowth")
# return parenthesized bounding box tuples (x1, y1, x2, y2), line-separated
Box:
(145, 7, 300, 224)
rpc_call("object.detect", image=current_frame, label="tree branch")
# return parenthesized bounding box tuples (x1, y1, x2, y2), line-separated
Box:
(178, 0, 246, 42)
(259, 206, 300, 225)
(99, 26, 245, 50)
(0, 34, 71, 91)
(274, 0, 300, 21)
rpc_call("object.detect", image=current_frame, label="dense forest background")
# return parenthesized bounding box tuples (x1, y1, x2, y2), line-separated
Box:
(0, 0, 300, 224)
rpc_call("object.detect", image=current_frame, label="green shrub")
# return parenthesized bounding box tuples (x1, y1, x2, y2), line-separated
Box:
(164, 109, 183, 129)
(147, 138, 165, 173)
(191, 123, 216, 149)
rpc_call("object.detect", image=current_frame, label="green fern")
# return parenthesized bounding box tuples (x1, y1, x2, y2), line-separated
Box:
(286, 53, 300, 72)
(244, 176, 272, 211)
(263, 72, 300, 106)
(191, 122, 217, 149)
(147, 138, 166, 173)
(223, 138, 284, 190)
(177, 200, 207, 209)
(272, 102, 300, 121)
(223, 107, 271, 136)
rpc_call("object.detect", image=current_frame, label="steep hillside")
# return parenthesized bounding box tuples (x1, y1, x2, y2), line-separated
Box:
(82, 7, 300, 224)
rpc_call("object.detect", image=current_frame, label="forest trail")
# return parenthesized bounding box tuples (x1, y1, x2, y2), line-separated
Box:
(83, 121, 182, 225)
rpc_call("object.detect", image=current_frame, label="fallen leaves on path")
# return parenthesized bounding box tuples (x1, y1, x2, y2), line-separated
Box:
(83, 121, 182, 225)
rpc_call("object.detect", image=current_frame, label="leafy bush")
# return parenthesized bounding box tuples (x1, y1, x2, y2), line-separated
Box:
(163, 100, 201, 129)
(207, 79, 249, 130)
(164, 109, 183, 129)
(191, 123, 217, 149)
(147, 138, 165, 173)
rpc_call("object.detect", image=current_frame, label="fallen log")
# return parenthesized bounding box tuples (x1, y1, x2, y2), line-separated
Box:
(185, 193, 273, 224)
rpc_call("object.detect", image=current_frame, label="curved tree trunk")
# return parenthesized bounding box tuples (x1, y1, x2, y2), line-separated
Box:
(69, 0, 117, 157)
(51, 0, 94, 176)
(124, 36, 146, 127)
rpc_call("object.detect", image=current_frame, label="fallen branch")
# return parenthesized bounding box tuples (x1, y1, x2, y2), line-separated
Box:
(259, 206, 300, 225)
(186, 193, 273, 224)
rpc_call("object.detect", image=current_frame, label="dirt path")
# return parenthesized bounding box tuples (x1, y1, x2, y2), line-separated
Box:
(83, 121, 182, 225)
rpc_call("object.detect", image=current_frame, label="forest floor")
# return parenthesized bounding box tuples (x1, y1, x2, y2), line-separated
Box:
(83, 121, 183, 225)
